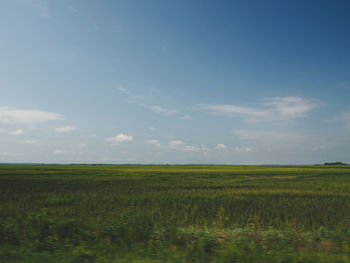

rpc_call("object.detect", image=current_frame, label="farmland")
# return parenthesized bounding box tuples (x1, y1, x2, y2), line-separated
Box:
(1, 164, 350, 262)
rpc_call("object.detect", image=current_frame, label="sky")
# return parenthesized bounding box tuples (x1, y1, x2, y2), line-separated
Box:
(1, 0, 350, 164)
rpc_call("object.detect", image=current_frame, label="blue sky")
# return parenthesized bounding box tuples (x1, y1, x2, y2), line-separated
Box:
(1, 0, 350, 164)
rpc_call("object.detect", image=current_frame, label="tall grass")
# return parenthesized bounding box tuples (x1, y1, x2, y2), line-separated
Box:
(1, 165, 350, 262)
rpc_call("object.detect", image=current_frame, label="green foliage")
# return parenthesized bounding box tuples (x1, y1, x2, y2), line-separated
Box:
(1, 164, 350, 262)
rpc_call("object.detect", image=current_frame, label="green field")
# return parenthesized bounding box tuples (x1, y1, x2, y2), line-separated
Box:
(1, 164, 350, 262)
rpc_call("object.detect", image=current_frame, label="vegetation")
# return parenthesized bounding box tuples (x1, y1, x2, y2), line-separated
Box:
(1, 164, 350, 262)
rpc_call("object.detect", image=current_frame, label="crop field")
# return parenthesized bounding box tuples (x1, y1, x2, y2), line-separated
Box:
(1, 164, 350, 262)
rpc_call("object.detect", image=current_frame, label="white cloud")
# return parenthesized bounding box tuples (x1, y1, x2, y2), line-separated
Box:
(181, 144, 209, 153)
(54, 126, 77, 133)
(118, 86, 129, 94)
(233, 129, 305, 142)
(9, 129, 23, 135)
(21, 140, 37, 144)
(139, 103, 178, 116)
(156, 106, 177, 116)
(146, 139, 161, 147)
(263, 97, 316, 119)
(118, 86, 179, 117)
(203, 105, 269, 118)
(215, 144, 226, 150)
(167, 140, 209, 153)
(200, 96, 317, 122)
(79, 143, 87, 148)
(232, 146, 252, 153)
(54, 150, 73, 154)
(0, 107, 63, 124)
(181, 115, 193, 120)
(146, 139, 208, 153)
(200, 144, 209, 152)
(232, 129, 307, 152)
(182, 145, 201, 152)
(169, 140, 184, 146)
(106, 133, 133, 143)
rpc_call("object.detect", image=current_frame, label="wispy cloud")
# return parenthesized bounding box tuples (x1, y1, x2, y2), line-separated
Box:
(79, 143, 87, 148)
(233, 129, 306, 142)
(232, 146, 252, 153)
(118, 86, 130, 95)
(168, 140, 184, 147)
(181, 115, 193, 120)
(146, 139, 161, 147)
(54, 149, 84, 155)
(200, 96, 317, 122)
(147, 138, 254, 154)
(138, 103, 178, 116)
(147, 139, 209, 153)
(54, 150, 73, 155)
(215, 144, 226, 150)
(106, 133, 133, 144)
(21, 140, 37, 144)
(332, 110, 350, 128)
(0, 107, 63, 124)
(263, 97, 316, 119)
(9, 129, 24, 135)
(233, 129, 307, 153)
(67, 6, 78, 15)
(118, 87, 179, 116)
(181, 145, 201, 152)
(54, 126, 77, 133)
(312, 145, 329, 151)
(167, 140, 209, 153)
(25, 0, 51, 18)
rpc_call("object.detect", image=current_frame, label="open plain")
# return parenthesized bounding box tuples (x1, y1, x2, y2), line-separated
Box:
(1, 164, 350, 262)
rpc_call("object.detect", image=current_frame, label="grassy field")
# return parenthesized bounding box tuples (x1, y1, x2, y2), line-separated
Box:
(1, 164, 350, 262)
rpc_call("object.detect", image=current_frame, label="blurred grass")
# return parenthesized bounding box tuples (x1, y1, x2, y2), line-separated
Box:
(1, 164, 350, 262)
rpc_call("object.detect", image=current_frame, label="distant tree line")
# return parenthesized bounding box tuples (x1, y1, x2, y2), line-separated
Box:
(324, 162, 347, 165)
